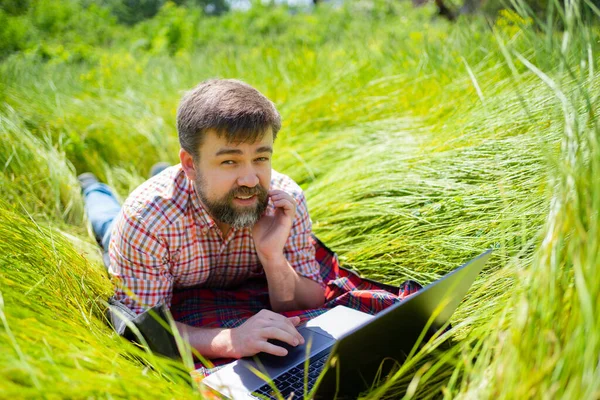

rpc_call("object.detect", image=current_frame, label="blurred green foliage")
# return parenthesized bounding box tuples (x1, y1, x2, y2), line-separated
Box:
(0, 0, 32, 15)
(97, 0, 229, 25)
(1, 0, 598, 61)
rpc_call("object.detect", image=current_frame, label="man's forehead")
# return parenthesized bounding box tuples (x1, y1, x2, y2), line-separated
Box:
(214, 145, 273, 156)
(203, 128, 274, 153)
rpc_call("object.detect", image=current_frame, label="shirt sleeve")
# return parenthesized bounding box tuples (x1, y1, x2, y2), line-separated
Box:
(107, 207, 174, 315)
(284, 192, 325, 288)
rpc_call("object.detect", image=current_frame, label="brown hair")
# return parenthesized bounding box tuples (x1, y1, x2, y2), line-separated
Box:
(177, 79, 282, 159)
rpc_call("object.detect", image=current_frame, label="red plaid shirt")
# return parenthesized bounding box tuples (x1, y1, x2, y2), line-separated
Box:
(108, 164, 323, 315)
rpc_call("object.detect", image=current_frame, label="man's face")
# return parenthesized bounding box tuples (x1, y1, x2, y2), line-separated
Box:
(191, 129, 273, 229)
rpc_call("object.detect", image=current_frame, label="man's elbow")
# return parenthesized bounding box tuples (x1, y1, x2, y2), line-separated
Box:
(273, 279, 325, 312)
(307, 294, 325, 310)
(302, 279, 326, 310)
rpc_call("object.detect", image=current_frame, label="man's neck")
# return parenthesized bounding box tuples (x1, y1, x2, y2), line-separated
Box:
(215, 221, 231, 238)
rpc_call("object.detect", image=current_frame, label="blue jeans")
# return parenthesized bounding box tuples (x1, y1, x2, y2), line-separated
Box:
(83, 182, 121, 252)
(83, 165, 170, 263)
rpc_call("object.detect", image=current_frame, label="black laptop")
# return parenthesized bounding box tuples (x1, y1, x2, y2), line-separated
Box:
(202, 249, 493, 399)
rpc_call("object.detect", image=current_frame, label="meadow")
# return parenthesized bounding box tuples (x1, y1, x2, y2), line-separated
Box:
(0, 0, 599, 398)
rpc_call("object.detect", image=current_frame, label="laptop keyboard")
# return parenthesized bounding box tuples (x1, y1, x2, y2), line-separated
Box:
(252, 351, 329, 399)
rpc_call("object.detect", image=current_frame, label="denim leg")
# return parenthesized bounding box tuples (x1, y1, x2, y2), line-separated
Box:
(83, 182, 121, 252)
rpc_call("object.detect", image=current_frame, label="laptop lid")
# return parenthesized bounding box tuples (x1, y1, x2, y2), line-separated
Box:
(313, 249, 493, 399)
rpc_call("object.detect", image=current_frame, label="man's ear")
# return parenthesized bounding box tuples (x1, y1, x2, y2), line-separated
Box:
(179, 148, 197, 181)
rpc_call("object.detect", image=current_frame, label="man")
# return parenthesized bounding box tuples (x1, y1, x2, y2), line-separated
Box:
(83, 79, 326, 360)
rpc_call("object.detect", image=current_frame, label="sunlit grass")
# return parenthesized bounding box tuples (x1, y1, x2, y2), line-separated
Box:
(0, 1, 598, 398)
(0, 201, 198, 398)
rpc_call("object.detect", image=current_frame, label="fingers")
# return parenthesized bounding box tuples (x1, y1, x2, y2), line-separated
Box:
(239, 310, 305, 358)
(263, 327, 300, 347)
(269, 191, 296, 206)
(269, 190, 297, 218)
(264, 312, 304, 345)
(258, 341, 289, 357)
(258, 310, 304, 345)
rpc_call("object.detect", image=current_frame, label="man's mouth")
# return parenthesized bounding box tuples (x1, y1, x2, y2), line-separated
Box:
(235, 195, 255, 200)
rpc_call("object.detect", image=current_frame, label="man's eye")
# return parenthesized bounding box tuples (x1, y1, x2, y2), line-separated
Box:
(221, 160, 235, 165)
(256, 157, 270, 162)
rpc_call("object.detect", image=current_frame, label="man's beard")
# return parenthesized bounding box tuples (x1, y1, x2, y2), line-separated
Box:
(194, 173, 269, 229)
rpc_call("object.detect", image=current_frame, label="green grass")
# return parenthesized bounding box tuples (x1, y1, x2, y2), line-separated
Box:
(0, 1, 599, 398)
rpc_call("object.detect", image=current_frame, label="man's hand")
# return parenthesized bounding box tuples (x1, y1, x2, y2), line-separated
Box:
(252, 190, 296, 261)
(229, 309, 305, 358)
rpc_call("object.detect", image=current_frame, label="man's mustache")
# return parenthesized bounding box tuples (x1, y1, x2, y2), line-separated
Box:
(230, 185, 268, 198)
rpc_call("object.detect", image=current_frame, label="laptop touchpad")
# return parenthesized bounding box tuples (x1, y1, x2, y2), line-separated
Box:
(250, 327, 334, 370)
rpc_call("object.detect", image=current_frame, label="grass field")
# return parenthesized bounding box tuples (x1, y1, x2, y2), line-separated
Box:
(0, 1, 599, 398)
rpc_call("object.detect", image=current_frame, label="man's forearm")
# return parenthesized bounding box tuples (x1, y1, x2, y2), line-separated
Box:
(175, 322, 240, 359)
(260, 255, 325, 312)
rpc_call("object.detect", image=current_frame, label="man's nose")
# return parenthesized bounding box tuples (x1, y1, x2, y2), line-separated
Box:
(236, 165, 259, 188)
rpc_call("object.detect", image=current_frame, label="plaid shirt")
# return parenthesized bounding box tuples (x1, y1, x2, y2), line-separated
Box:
(108, 164, 323, 315)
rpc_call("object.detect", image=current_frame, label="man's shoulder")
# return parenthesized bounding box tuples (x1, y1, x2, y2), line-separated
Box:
(271, 169, 304, 199)
(120, 164, 191, 231)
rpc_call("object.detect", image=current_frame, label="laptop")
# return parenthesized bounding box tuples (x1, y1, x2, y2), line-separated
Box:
(202, 249, 493, 399)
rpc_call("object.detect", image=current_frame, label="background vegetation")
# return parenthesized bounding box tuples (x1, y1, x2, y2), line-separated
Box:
(0, 0, 598, 398)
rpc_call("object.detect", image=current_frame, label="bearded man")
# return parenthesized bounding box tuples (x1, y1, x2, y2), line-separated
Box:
(80, 79, 325, 360)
